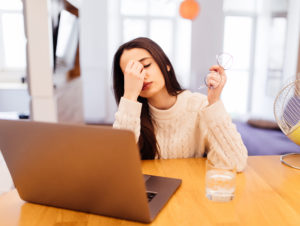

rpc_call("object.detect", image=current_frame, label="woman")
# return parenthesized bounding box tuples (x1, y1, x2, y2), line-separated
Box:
(112, 37, 247, 172)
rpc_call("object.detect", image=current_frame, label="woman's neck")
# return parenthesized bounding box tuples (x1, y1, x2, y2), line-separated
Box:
(148, 88, 177, 110)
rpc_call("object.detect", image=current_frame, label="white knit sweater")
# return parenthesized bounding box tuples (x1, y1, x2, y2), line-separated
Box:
(113, 90, 248, 172)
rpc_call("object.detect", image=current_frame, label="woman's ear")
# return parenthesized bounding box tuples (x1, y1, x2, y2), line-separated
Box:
(167, 65, 171, 72)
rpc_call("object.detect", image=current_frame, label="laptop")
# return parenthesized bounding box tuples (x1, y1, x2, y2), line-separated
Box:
(0, 119, 181, 223)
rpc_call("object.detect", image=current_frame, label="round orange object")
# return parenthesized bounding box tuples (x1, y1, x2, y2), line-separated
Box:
(179, 0, 200, 20)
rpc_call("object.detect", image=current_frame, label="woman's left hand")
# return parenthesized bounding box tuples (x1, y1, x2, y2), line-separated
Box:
(206, 65, 227, 105)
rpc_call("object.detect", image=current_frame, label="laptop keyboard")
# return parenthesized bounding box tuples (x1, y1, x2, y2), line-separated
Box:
(143, 174, 151, 182)
(146, 191, 157, 202)
(144, 175, 157, 202)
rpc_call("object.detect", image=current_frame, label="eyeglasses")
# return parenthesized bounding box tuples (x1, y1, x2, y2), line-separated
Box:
(198, 52, 233, 90)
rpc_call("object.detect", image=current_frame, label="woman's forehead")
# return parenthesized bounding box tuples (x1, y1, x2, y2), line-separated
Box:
(120, 48, 152, 69)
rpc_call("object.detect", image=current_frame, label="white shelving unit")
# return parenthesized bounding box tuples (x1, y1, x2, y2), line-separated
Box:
(23, 0, 57, 122)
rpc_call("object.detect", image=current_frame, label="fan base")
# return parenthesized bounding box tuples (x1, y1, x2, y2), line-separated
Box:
(280, 153, 300, 170)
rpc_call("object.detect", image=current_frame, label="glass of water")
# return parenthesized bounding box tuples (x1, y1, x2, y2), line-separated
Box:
(205, 159, 236, 202)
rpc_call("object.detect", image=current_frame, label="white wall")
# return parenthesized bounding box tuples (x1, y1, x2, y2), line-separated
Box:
(80, 0, 113, 124)
(190, 0, 224, 92)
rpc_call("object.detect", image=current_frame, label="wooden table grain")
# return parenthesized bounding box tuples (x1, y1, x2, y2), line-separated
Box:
(1, 156, 300, 226)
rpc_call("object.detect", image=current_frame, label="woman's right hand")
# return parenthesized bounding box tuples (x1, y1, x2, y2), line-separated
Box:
(123, 60, 146, 101)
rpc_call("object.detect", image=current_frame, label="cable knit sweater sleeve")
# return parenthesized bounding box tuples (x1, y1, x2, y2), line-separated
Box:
(113, 97, 142, 142)
(200, 100, 248, 172)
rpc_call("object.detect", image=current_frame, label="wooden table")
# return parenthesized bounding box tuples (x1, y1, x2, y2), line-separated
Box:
(1, 156, 300, 226)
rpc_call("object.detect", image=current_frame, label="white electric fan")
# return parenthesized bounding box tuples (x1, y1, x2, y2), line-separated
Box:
(274, 78, 300, 169)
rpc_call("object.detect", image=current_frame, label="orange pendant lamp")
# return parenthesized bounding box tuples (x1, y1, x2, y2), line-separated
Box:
(179, 0, 200, 20)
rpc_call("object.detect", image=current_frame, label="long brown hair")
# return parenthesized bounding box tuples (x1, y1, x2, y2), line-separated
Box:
(112, 37, 183, 159)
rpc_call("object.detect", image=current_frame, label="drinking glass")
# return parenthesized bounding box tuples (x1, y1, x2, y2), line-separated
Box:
(205, 159, 236, 202)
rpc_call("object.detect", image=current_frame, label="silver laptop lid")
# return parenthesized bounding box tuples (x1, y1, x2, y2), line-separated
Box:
(0, 120, 151, 222)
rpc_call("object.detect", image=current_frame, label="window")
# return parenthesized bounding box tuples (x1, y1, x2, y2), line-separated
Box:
(119, 0, 191, 87)
(223, 0, 257, 13)
(265, 15, 287, 97)
(222, 11, 255, 116)
(0, 0, 26, 82)
(121, 0, 177, 59)
(222, 0, 289, 118)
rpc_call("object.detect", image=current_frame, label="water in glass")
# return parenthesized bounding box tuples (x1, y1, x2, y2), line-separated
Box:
(205, 168, 236, 202)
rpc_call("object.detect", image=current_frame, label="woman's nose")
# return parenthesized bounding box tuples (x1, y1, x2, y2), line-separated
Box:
(143, 70, 148, 79)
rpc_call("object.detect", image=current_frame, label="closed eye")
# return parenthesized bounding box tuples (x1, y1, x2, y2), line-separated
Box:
(143, 63, 151, 68)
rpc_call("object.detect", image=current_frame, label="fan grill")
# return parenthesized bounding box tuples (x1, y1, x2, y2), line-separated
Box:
(274, 79, 300, 135)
